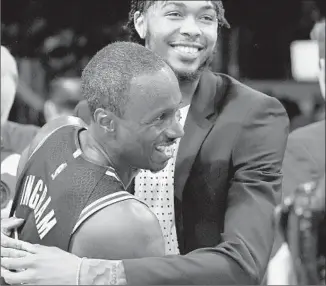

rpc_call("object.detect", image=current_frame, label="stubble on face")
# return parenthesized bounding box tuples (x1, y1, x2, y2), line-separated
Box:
(144, 1, 218, 83)
(146, 29, 215, 83)
(172, 50, 215, 82)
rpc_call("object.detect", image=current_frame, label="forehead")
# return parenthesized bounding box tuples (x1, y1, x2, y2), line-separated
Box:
(125, 69, 181, 118)
(149, 1, 216, 11)
(130, 68, 179, 101)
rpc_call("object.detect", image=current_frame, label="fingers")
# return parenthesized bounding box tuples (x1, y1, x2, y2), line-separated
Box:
(1, 267, 11, 280)
(1, 233, 38, 254)
(1, 257, 32, 271)
(1, 225, 11, 237)
(1, 247, 31, 258)
(1, 218, 24, 235)
(1, 267, 34, 285)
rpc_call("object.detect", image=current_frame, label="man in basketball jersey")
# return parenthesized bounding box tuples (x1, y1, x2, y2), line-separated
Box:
(8, 42, 184, 263)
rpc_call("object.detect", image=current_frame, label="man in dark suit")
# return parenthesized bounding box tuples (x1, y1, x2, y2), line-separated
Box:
(267, 18, 325, 284)
(1, 1, 289, 285)
(283, 18, 325, 198)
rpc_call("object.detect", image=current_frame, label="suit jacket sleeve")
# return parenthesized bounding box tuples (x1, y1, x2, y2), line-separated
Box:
(271, 124, 323, 257)
(281, 134, 320, 199)
(122, 96, 289, 284)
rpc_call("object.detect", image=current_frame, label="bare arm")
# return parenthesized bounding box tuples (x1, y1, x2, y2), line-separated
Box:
(70, 199, 164, 285)
(1, 200, 164, 285)
(69, 199, 165, 260)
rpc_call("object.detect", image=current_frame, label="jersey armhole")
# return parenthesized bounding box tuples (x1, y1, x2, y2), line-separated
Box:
(28, 118, 86, 161)
(71, 190, 140, 235)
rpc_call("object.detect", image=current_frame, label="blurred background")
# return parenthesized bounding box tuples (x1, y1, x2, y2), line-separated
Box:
(1, 0, 325, 129)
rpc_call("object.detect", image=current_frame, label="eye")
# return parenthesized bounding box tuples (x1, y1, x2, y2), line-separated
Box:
(200, 15, 216, 22)
(153, 113, 166, 122)
(165, 11, 182, 18)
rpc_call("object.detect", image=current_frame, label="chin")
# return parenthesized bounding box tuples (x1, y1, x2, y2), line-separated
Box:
(169, 61, 206, 82)
(171, 65, 200, 80)
(148, 162, 169, 173)
(175, 69, 201, 82)
(149, 166, 165, 173)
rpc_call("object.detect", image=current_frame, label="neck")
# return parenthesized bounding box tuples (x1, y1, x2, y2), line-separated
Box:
(79, 128, 138, 189)
(113, 163, 139, 190)
(178, 77, 200, 107)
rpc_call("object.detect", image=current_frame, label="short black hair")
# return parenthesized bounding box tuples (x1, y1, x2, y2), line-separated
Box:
(125, 0, 230, 45)
(82, 41, 168, 118)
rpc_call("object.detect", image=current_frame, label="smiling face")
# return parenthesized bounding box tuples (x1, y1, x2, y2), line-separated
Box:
(135, 1, 218, 81)
(115, 67, 184, 172)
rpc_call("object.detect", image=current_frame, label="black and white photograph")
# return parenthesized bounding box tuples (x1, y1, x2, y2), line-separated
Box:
(1, 0, 325, 284)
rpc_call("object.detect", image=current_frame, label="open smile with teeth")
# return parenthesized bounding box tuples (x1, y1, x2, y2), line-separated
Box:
(173, 45, 201, 55)
(155, 145, 174, 157)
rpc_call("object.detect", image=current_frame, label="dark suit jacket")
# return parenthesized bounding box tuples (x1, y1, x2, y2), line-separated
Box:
(272, 120, 325, 257)
(282, 120, 325, 198)
(74, 70, 289, 284)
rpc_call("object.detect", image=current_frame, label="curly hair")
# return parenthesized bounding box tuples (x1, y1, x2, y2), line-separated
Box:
(125, 0, 230, 45)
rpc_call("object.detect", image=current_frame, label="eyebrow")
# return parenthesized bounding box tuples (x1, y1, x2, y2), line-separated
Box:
(142, 104, 180, 123)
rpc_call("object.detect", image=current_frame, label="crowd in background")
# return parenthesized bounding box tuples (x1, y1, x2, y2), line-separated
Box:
(1, 0, 325, 128)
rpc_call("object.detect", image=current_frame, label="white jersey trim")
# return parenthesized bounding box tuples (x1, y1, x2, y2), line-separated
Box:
(71, 191, 135, 235)
(79, 190, 129, 218)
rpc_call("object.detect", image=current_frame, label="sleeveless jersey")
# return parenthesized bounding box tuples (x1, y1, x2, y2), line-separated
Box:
(10, 124, 138, 251)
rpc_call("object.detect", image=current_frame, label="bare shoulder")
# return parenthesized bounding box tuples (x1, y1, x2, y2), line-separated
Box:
(70, 199, 165, 259)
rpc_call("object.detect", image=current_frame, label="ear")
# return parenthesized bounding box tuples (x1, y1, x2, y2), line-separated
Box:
(134, 11, 147, 39)
(93, 108, 116, 133)
(44, 100, 58, 122)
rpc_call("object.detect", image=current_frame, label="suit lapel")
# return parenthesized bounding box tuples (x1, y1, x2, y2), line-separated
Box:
(174, 71, 225, 201)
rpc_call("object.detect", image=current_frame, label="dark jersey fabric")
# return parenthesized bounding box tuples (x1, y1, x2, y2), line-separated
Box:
(10, 125, 134, 251)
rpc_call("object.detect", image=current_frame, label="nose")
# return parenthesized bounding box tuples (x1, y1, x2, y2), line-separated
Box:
(179, 16, 201, 39)
(166, 119, 184, 141)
